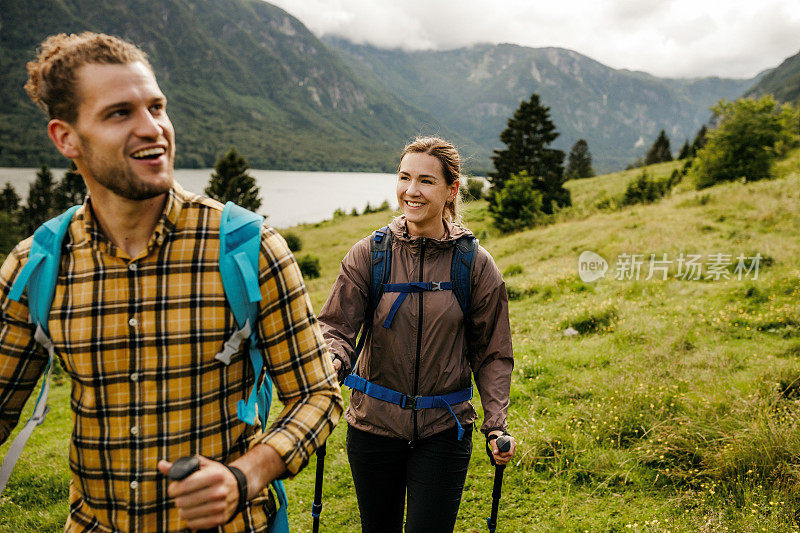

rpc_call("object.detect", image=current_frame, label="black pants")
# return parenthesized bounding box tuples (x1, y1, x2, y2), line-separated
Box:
(346, 423, 473, 533)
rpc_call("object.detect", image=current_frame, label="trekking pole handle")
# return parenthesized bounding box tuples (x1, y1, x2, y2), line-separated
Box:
(168, 456, 217, 533)
(486, 433, 512, 467)
(496, 435, 512, 454)
(168, 456, 200, 481)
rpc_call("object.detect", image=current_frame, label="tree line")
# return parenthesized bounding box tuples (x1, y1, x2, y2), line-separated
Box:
(483, 91, 798, 232)
(4, 93, 797, 259)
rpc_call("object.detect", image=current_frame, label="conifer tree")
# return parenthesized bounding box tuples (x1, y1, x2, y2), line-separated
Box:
(565, 139, 595, 179)
(677, 139, 691, 160)
(644, 130, 673, 165)
(20, 164, 56, 236)
(205, 147, 262, 211)
(53, 162, 87, 211)
(0, 183, 20, 213)
(691, 125, 708, 156)
(488, 93, 569, 214)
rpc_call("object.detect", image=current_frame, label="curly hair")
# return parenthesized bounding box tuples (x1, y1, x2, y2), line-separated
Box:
(25, 32, 151, 123)
(399, 136, 464, 224)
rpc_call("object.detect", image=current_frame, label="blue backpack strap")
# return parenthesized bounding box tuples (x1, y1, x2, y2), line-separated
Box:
(343, 373, 473, 440)
(217, 202, 290, 530)
(1, 205, 80, 495)
(377, 232, 477, 330)
(343, 227, 479, 441)
(352, 226, 392, 359)
(381, 281, 452, 328)
(369, 226, 392, 312)
(451, 235, 478, 317)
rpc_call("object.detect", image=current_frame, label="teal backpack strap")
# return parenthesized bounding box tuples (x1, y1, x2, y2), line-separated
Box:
(0, 205, 80, 495)
(217, 202, 266, 426)
(217, 202, 290, 532)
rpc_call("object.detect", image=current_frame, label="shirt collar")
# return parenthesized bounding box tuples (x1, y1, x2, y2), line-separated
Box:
(72, 182, 186, 259)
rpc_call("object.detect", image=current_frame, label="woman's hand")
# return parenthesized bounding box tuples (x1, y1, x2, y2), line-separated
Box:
(487, 430, 516, 466)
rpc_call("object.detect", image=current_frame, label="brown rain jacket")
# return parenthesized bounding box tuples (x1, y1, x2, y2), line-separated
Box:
(318, 216, 513, 441)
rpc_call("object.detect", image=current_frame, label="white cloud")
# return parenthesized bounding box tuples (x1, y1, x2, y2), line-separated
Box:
(269, 0, 800, 78)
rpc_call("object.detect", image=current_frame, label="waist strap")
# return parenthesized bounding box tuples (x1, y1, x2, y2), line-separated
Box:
(343, 373, 472, 440)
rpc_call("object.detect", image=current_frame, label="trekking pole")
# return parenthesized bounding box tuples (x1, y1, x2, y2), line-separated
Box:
(312, 443, 327, 532)
(486, 435, 512, 533)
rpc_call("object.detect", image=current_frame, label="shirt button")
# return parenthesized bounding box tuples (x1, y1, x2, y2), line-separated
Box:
(130, 481, 139, 490)
(128, 263, 138, 271)
(129, 318, 138, 327)
(130, 373, 139, 382)
(130, 426, 139, 436)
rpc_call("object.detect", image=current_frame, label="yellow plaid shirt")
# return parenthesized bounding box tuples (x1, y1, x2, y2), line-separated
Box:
(0, 184, 342, 532)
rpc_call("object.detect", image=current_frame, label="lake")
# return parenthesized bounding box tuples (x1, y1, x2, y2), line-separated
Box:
(0, 167, 398, 228)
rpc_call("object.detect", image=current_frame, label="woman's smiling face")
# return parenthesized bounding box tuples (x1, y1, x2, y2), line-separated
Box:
(396, 152, 458, 238)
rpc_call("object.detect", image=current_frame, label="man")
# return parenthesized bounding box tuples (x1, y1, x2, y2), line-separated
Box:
(0, 32, 342, 531)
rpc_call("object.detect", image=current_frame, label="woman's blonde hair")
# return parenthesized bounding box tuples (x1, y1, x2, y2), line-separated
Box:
(399, 136, 463, 225)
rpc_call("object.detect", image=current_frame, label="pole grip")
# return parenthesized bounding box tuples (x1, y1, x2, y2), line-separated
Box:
(167, 457, 216, 533)
(496, 435, 512, 453)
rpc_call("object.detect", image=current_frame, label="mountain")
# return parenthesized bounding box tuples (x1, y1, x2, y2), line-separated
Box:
(744, 49, 800, 103)
(0, 0, 446, 171)
(324, 38, 760, 172)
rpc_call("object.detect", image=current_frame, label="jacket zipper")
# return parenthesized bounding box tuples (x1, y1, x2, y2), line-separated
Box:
(412, 238, 425, 444)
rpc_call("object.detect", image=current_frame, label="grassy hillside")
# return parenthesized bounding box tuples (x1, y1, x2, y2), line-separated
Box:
(3, 151, 800, 531)
(746, 49, 800, 104)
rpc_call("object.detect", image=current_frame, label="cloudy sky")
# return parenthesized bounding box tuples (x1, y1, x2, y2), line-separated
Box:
(268, 0, 800, 79)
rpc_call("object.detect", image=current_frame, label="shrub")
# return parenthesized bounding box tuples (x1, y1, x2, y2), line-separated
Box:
(620, 170, 669, 206)
(297, 254, 320, 279)
(359, 201, 391, 214)
(283, 232, 302, 252)
(693, 96, 798, 189)
(505, 284, 524, 301)
(490, 171, 544, 233)
(560, 305, 618, 334)
(462, 178, 485, 201)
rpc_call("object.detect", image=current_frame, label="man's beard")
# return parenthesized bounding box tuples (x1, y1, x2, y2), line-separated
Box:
(80, 136, 173, 201)
(94, 168, 172, 201)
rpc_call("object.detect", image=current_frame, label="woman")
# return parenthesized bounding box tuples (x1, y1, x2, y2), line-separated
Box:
(318, 137, 516, 533)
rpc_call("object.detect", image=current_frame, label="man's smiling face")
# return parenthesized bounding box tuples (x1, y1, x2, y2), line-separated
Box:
(70, 61, 175, 201)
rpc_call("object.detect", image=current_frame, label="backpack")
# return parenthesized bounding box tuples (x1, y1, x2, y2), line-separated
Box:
(0, 202, 289, 532)
(342, 225, 478, 440)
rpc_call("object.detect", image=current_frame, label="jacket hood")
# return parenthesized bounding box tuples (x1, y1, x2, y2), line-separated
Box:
(388, 216, 473, 249)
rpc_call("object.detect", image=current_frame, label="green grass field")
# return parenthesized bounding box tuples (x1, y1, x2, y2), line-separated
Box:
(2, 152, 800, 532)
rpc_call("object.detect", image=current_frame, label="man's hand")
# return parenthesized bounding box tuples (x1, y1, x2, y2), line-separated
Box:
(487, 430, 517, 466)
(157, 455, 238, 530)
(158, 444, 285, 530)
